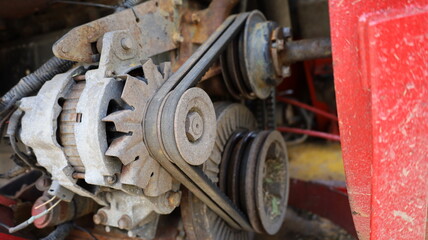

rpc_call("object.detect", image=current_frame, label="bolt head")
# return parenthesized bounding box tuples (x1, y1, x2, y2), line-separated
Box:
(106, 174, 117, 184)
(93, 211, 107, 225)
(185, 111, 203, 142)
(173, 32, 184, 44)
(167, 192, 181, 207)
(120, 37, 133, 50)
(118, 215, 132, 229)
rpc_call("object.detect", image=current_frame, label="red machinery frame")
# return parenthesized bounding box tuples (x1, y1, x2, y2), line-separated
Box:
(329, 1, 427, 239)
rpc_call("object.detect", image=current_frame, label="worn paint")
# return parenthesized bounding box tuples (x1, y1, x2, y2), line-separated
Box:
(329, 0, 428, 239)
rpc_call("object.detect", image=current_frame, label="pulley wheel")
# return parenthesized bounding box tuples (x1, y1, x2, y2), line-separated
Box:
(254, 130, 289, 235)
(181, 103, 257, 240)
(173, 87, 216, 165)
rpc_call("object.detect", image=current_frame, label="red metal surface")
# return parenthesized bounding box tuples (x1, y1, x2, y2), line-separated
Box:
(329, 1, 428, 239)
(288, 179, 357, 237)
(0, 233, 27, 240)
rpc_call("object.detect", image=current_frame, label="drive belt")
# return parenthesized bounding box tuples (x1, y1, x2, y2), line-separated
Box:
(144, 12, 253, 231)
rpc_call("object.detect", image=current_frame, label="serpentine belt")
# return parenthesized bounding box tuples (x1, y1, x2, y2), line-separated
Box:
(144, 13, 253, 231)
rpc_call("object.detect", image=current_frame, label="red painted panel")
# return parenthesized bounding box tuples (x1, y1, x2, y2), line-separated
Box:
(329, 1, 427, 239)
(363, 8, 428, 240)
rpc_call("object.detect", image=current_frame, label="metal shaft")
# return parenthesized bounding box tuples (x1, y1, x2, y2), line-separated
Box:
(283, 38, 332, 63)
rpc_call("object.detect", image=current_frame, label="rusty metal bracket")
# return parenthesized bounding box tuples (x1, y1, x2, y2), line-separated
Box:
(53, 0, 178, 63)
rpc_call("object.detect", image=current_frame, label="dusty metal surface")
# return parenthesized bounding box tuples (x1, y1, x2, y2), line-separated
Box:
(173, 87, 216, 166)
(19, 67, 106, 204)
(173, 0, 239, 71)
(103, 60, 174, 196)
(53, 0, 177, 63)
(181, 103, 256, 240)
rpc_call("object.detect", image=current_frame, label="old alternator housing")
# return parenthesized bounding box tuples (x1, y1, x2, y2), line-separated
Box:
(19, 29, 183, 238)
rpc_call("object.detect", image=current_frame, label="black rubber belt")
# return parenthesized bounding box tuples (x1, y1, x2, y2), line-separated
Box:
(144, 13, 253, 231)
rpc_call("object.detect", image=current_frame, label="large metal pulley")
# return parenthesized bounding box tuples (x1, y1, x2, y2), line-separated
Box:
(172, 87, 216, 165)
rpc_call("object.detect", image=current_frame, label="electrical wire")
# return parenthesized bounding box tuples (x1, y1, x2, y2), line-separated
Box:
(35, 196, 57, 210)
(1, 199, 62, 233)
(53, 0, 118, 9)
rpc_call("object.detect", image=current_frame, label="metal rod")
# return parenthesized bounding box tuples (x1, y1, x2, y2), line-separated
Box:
(283, 38, 332, 63)
(277, 97, 338, 121)
(277, 127, 340, 142)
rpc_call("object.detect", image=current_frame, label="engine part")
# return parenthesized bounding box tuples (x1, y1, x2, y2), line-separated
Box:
(0, 57, 74, 118)
(31, 194, 96, 228)
(182, 103, 289, 238)
(15, 5, 299, 237)
(181, 102, 257, 240)
(221, 11, 281, 100)
(144, 13, 254, 231)
(53, 0, 177, 63)
(18, 11, 182, 236)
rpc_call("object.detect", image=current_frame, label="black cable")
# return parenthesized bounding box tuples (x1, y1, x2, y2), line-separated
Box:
(40, 221, 74, 240)
(54, 0, 118, 9)
(0, 57, 74, 118)
(6, 109, 37, 169)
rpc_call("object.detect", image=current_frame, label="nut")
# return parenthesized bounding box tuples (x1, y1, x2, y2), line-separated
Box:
(185, 111, 203, 142)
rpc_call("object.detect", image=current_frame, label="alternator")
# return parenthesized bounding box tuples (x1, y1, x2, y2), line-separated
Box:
(19, 29, 185, 238)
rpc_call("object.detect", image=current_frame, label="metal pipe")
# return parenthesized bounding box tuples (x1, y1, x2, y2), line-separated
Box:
(277, 127, 340, 142)
(283, 38, 332, 63)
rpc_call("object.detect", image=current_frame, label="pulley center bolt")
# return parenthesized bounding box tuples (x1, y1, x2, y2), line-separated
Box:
(121, 37, 133, 50)
(185, 111, 203, 142)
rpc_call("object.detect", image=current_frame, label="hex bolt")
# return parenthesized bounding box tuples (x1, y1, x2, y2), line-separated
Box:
(173, 32, 184, 44)
(121, 38, 133, 50)
(93, 210, 107, 225)
(167, 192, 181, 207)
(118, 215, 132, 229)
(185, 111, 203, 142)
(106, 174, 117, 185)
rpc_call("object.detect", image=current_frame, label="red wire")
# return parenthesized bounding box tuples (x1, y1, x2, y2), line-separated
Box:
(277, 127, 340, 142)
(277, 96, 338, 122)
